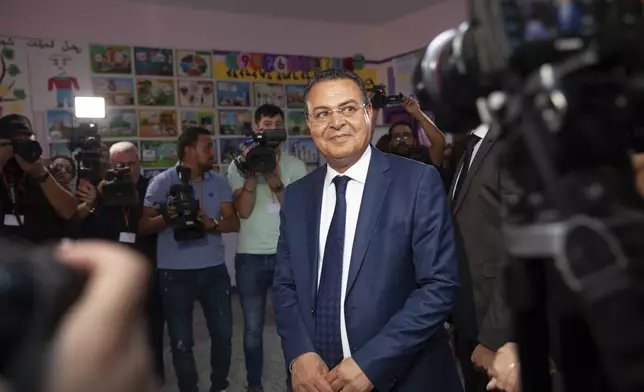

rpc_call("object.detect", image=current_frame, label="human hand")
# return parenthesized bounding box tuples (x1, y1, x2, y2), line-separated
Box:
(198, 210, 216, 230)
(76, 180, 98, 207)
(265, 169, 283, 190)
(326, 358, 373, 392)
(487, 343, 521, 392)
(402, 96, 421, 115)
(291, 352, 333, 392)
(15, 154, 47, 177)
(472, 344, 496, 372)
(46, 240, 156, 392)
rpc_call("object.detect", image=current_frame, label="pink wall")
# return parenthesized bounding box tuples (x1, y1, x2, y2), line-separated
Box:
(0, 0, 466, 60)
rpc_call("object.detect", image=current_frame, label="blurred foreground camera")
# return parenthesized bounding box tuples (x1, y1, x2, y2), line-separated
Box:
(160, 166, 204, 241)
(102, 164, 137, 207)
(233, 129, 287, 176)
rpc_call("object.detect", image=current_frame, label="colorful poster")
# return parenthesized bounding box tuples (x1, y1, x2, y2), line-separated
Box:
(289, 138, 319, 164)
(254, 82, 285, 107)
(216, 81, 251, 107)
(140, 140, 179, 167)
(134, 47, 173, 77)
(285, 85, 305, 109)
(50, 142, 71, 157)
(219, 138, 247, 164)
(0, 37, 32, 119)
(89, 44, 132, 74)
(219, 110, 252, 136)
(180, 110, 215, 133)
(138, 109, 177, 137)
(95, 109, 138, 138)
(178, 80, 214, 107)
(136, 78, 176, 106)
(142, 167, 167, 178)
(176, 50, 211, 77)
(27, 39, 92, 111)
(213, 52, 378, 85)
(287, 111, 308, 135)
(46, 109, 75, 140)
(92, 77, 135, 106)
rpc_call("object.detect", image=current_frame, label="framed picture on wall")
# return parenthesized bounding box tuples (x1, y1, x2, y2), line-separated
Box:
(178, 80, 215, 107)
(136, 78, 176, 106)
(285, 85, 305, 109)
(180, 110, 216, 134)
(92, 77, 135, 106)
(216, 81, 251, 107)
(138, 109, 178, 137)
(253, 82, 285, 107)
(219, 110, 252, 136)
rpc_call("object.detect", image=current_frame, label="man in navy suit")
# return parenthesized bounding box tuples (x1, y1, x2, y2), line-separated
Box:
(273, 68, 462, 392)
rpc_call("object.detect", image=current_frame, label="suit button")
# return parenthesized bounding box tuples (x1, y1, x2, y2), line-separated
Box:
(311, 308, 315, 316)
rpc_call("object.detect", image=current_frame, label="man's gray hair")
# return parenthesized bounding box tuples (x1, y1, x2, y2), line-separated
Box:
(109, 141, 139, 157)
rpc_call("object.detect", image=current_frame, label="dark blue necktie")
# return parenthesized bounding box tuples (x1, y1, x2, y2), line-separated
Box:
(315, 175, 351, 368)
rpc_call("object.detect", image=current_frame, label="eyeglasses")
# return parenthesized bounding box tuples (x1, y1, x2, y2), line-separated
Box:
(307, 103, 367, 126)
(393, 133, 413, 141)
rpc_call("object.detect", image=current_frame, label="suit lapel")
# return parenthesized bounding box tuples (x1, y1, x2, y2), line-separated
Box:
(453, 132, 497, 214)
(346, 149, 391, 296)
(305, 166, 326, 305)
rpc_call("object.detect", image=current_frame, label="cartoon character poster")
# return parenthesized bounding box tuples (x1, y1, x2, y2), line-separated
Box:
(285, 85, 306, 109)
(0, 37, 32, 120)
(134, 47, 174, 77)
(45, 109, 75, 140)
(27, 39, 92, 111)
(138, 109, 177, 137)
(176, 50, 211, 78)
(92, 77, 135, 106)
(180, 110, 215, 133)
(254, 82, 285, 107)
(216, 81, 251, 107)
(89, 44, 132, 74)
(136, 78, 176, 106)
(95, 109, 138, 138)
(287, 110, 309, 135)
(178, 80, 214, 107)
(219, 110, 252, 136)
(140, 140, 179, 167)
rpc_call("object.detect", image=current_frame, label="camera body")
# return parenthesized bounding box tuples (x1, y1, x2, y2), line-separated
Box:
(102, 164, 138, 207)
(233, 129, 287, 176)
(11, 139, 42, 163)
(160, 166, 204, 242)
(68, 123, 103, 186)
(365, 78, 404, 110)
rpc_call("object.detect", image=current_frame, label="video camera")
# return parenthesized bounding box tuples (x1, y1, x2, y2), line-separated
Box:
(364, 78, 404, 110)
(101, 164, 138, 207)
(67, 123, 103, 186)
(232, 129, 287, 176)
(160, 166, 204, 242)
(413, 0, 644, 391)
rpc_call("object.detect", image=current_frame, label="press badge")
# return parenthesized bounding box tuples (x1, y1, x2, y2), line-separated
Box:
(4, 214, 23, 226)
(119, 232, 137, 243)
(266, 202, 280, 214)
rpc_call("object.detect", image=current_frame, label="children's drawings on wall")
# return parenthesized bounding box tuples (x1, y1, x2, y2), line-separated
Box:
(178, 80, 214, 107)
(287, 110, 308, 135)
(27, 39, 92, 111)
(219, 110, 252, 136)
(216, 81, 251, 107)
(95, 109, 138, 138)
(254, 83, 285, 107)
(289, 138, 319, 164)
(136, 78, 176, 106)
(45, 109, 75, 140)
(89, 44, 132, 74)
(134, 47, 174, 77)
(176, 50, 211, 78)
(92, 77, 135, 106)
(140, 140, 178, 167)
(138, 109, 177, 137)
(285, 85, 305, 109)
(180, 110, 215, 133)
(0, 37, 32, 119)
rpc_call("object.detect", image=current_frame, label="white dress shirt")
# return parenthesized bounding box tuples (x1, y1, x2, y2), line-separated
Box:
(451, 124, 489, 199)
(318, 145, 372, 359)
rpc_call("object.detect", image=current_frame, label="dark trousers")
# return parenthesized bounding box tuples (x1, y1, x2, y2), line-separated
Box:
(235, 253, 277, 389)
(146, 272, 166, 383)
(159, 265, 232, 392)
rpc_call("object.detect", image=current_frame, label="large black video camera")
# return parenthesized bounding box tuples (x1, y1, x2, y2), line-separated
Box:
(160, 166, 204, 241)
(232, 129, 287, 176)
(365, 78, 404, 110)
(413, 0, 644, 391)
(68, 123, 103, 186)
(101, 164, 138, 207)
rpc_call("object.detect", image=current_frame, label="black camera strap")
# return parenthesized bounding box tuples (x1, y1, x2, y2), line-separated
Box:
(1, 171, 24, 227)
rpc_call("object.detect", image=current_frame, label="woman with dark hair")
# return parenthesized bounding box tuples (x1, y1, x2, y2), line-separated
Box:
(49, 155, 76, 191)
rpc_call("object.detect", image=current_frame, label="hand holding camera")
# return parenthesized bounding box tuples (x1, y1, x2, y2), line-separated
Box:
(76, 180, 100, 208)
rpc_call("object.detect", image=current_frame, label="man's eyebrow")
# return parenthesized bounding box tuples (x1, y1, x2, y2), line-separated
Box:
(310, 99, 359, 112)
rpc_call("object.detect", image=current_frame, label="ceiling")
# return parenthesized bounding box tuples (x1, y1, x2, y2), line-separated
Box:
(128, 0, 443, 25)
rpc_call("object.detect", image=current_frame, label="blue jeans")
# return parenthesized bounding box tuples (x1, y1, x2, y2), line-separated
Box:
(159, 265, 232, 392)
(235, 253, 276, 389)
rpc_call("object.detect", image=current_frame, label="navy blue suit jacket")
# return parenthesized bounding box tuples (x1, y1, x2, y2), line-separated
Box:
(273, 147, 462, 392)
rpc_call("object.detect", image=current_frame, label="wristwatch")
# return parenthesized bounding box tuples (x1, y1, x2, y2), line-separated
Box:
(272, 183, 285, 193)
(211, 218, 219, 229)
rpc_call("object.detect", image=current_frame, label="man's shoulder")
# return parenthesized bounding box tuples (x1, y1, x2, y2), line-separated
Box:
(148, 168, 175, 189)
(205, 170, 227, 183)
(385, 152, 438, 178)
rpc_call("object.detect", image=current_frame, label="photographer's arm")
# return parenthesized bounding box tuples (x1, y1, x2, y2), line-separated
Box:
(138, 207, 168, 234)
(405, 96, 447, 165)
(33, 166, 77, 220)
(228, 163, 256, 219)
(211, 202, 239, 233)
(138, 175, 169, 235)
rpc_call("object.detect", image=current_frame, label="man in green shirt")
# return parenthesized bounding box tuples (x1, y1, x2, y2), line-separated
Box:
(227, 104, 308, 392)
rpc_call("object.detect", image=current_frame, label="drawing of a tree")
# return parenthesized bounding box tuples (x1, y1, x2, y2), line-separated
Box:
(0, 46, 27, 104)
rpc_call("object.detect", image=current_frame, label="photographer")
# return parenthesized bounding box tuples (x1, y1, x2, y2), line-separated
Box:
(139, 127, 239, 392)
(0, 114, 77, 243)
(226, 104, 307, 391)
(72, 141, 165, 384)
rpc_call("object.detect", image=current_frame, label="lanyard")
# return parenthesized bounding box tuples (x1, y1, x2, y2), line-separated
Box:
(1, 172, 24, 204)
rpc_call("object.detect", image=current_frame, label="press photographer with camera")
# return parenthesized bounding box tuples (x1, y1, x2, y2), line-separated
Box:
(139, 127, 239, 392)
(0, 114, 77, 243)
(226, 104, 307, 391)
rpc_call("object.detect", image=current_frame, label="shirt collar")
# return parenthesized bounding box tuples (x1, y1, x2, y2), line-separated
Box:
(324, 145, 372, 189)
(471, 124, 489, 140)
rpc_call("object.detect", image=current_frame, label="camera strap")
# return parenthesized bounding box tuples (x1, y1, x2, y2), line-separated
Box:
(1, 172, 25, 227)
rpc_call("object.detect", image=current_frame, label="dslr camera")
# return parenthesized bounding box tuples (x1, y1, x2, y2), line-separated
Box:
(365, 78, 404, 110)
(67, 123, 103, 186)
(0, 114, 43, 164)
(232, 129, 287, 176)
(160, 166, 204, 241)
(101, 164, 138, 207)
